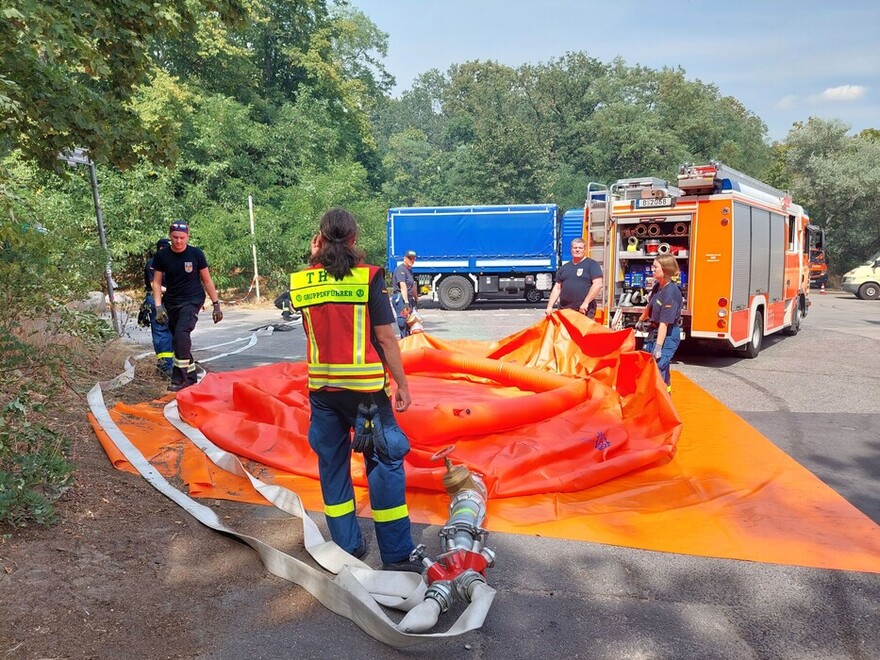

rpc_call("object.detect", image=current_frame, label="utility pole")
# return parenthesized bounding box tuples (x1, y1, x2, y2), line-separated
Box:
(248, 195, 261, 303)
(60, 148, 122, 335)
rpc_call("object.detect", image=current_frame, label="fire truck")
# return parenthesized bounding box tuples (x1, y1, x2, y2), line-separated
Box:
(589, 162, 819, 357)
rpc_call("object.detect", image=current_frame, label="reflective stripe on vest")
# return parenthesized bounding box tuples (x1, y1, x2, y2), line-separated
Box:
(324, 499, 356, 518)
(291, 266, 387, 392)
(372, 503, 409, 524)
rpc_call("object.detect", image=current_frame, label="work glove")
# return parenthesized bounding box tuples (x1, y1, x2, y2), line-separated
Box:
(634, 319, 650, 333)
(212, 301, 223, 324)
(352, 402, 379, 454)
(137, 299, 152, 328)
(653, 347, 663, 360)
(155, 304, 169, 325)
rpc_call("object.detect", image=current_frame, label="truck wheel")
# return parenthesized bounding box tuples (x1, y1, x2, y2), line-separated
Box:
(857, 282, 880, 300)
(743, 311, 763, 359)
(438, 275, 474, 310)
(524, 289, 543, 303)
(783, 300, 801, 336)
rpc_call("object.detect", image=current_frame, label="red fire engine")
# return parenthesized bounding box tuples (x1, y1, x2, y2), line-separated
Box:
(587, 162, 820, 357)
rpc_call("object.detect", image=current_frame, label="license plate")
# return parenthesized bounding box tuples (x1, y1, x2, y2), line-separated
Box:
(633, 197, 674, 209)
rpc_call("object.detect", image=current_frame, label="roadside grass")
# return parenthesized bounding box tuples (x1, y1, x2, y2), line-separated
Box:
(0, 309, 122, 530)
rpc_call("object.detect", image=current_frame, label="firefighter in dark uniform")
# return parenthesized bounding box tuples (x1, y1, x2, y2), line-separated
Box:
(637, 254, 684, 393)
(152, 221, 223, 392)
(545, 237, 604, 318)
(143, 238, 174, 376)
(290, 208, 420, 571)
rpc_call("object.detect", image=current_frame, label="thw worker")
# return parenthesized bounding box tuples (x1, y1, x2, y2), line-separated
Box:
(290, 208, 421, 572)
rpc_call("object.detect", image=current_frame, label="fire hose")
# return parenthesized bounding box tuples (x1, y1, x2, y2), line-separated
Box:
(88, 340, 496, 647)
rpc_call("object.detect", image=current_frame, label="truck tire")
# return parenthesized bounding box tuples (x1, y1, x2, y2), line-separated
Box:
(743, 311, 763, 359)
(857, 282, 880, 300)
(783, 299, 802, 336)
(524, 288, 543, 303)
(438, 275, 474, 310)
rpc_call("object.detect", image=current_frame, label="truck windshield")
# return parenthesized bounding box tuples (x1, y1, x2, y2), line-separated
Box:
(865, 250, 880, 264)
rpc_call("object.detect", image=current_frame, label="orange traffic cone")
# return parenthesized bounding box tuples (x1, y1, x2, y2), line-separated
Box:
(820, 282, 826, 295)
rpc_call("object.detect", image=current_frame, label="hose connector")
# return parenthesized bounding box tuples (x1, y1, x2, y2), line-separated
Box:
(425, 580, 453, 614)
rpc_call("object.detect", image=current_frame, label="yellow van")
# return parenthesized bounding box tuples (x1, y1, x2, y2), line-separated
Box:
(842, 250, 880, 300)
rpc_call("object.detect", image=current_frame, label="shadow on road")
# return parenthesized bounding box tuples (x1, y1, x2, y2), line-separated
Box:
(418, 298, 546, 312)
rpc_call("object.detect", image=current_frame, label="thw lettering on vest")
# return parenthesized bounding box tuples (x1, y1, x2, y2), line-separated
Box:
(306, 270, 330, 284)
(290, 268, 370, 308)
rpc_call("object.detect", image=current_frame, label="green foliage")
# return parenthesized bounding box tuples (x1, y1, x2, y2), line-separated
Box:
(0, 188, 113, 529)
(781, 118, 880, 273)
(1, 155, 110, 301)
(380, 128, 443, 206)
(0, 0, 247, 170)
(0, 418, 73, 528)
(373, 54, 774, 207)
(0, 326, 68, 530)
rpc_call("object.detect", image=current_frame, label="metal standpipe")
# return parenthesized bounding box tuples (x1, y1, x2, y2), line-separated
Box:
(398, 446, 496, 634)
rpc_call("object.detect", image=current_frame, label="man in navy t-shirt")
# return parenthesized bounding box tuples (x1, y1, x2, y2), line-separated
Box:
(151, 221, 223, 392)
(545, 238, 604, 318)
(391, 250, 418, 338)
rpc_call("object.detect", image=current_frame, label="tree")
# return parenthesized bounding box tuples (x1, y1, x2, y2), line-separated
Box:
(653, 67, 770, 175)
(374, 52, 775, 207)
(782, 118, 880, 272)
(0, 0, 246, 170)
(518, 52, 612, 179)
(440, 60, 553, 203)
(380, 128, 441, 206)
(152, 1, 391, 183)
(373, 69, 448, 154)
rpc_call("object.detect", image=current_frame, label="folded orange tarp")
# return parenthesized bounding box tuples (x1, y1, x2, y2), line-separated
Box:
(92, 310, 880, 573)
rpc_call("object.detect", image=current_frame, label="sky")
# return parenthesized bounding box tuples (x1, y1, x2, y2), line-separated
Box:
(350, 0, 879, 142)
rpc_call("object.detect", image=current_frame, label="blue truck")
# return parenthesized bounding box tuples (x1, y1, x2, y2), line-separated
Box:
(386, 204, 588, 310)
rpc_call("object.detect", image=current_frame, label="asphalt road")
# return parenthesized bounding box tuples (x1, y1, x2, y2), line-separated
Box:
(122, 290, 880, 659)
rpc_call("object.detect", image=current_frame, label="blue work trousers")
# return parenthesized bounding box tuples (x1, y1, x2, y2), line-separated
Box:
(390, 291, 412, 338)
(146, 293, 173, 373)
(643, 329, 681, 386)
(308, 389, 415, 563)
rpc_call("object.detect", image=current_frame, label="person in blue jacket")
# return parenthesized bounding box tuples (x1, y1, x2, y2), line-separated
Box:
(143, 238, 173, 377)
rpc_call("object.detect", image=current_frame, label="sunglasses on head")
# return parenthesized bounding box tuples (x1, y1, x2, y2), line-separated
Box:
(170, 223, 189, 232)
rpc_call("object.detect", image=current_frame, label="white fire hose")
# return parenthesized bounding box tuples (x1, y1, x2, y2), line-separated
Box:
(87, 331, 495, 647)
